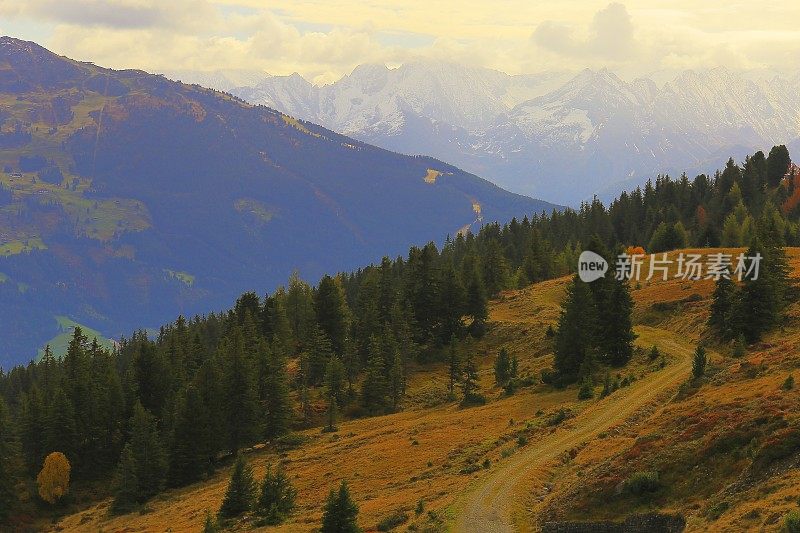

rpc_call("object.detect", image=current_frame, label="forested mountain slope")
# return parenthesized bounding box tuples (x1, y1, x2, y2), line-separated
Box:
(0, 37, 556, 365)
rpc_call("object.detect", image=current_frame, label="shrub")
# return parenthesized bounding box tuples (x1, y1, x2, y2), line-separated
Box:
(784, 509, 800, 533)
(783, 375, 795, 391)
(274, 432, 308, 450)
(548, 409, 569, 426)
(624, 471, 660, 495)
(415, 499, 425, 516)
(707, 501, 730, 521)
(377, 510, 409, 531)
(517, 435, 528, 447)
(37, 452, 71, 504)
(541, 368, 555, 385)
(648, 346, 660, 360)
(578, 380, 594, 400)
(461, 393, 486, 407)
(733, 335, 747, 358)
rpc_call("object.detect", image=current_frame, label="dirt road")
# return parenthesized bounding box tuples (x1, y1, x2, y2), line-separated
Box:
(452, 326, 697, 532)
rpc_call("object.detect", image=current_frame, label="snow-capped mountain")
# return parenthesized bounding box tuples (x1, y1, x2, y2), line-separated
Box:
(167, 63, 800, 204)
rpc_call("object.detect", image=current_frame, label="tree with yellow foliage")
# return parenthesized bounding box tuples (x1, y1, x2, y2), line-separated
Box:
(37, 452, 70, 504)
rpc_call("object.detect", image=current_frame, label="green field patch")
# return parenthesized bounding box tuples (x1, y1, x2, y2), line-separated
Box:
(0, 237, 46, 256)
(37, 316, 116, 360)
(0, 171, 151, 241)
(164, 269, 195, 287)
(234, 198, 276, 224)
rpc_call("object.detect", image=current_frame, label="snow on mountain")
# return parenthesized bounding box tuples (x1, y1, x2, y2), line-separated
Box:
(185, 62, 800, 205)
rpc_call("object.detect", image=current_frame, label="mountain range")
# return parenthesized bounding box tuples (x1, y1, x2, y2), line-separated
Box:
(0, 37, 556, 366)
(167, 62, 800, 204)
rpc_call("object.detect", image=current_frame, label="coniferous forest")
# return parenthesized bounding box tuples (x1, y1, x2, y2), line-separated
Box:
(0, 146, 797, 524)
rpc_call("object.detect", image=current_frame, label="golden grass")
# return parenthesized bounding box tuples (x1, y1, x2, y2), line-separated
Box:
(50, 248, 800, 532)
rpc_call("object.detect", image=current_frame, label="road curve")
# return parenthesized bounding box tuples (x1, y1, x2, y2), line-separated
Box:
(453, 327, 697, 533)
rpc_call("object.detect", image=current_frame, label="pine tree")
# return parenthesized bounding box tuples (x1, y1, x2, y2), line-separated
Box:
(447, 340, 460, 396)
(19, 385, 45, 473)
(45, 387, 78, 463)
(218, 454, 256, 519)
(464, 263, 488, 332)
(692, 346, 707, 379)
(0, 398, 19, 523)
(127, 402, 167, 501)
(709, 272, 736, 338)
(494, 348, 512, 387)
(360, 336, 388, 415)
(111, 444, 139, 514)
(325, 396, 339, 432)
(315, 275, 350, 356)
(264, 345, 292, 441)
(168, 385, 208, 487)
(766, 144, 791, 186)
(256, 464, 296, 525)
(324, 355, 346, 406)
(195, 354, 226, 470)
(437, 261, 465, 343)
(460, 351, 480, 404)
(321, 480, 360, 533)
(554, 275, 597, 384)
(388, 349, 405, 412)
(308, 326, 335, 386)
(600, 274, 636, 366)
(482, 239, 509, 297)
(222, 330, 260, 453)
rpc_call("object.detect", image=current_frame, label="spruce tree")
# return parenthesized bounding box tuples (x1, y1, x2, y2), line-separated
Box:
(168, 385, 208, 487)
(256, 464, 296, 525)
(692, 346, 707, 379)
(324, 355, 346, 406)
(308, 326, 335, 386)
(447, 340, 460, 396)
(111, 444, 139, 514)
(19, 385, 45, 473)
(464, 263, 488, 332)
(709, 272, 736, 338)
(218, 454, 256, 519)
(0, 398, 19, 523)
(360, 336, 388, 415)
(264, 345, 292, 441)
(554, 275, 597, 384)
(388, 349, 405, 412)
(437, 261, 465, 343)
(494, 348, 511, 387)
(195, 354, 226, 470)
(321, 480, 360, 533)
(128, 402, 168, 501)
(45, 387, 78, 463)
(222, 330, 260, 453)
(460, 351, 480, 404)
(315, 275, 350, 356)
(601, 275, 636, 366)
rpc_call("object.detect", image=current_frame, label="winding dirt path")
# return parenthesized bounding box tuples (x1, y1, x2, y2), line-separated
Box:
(453, 326, 698, 532)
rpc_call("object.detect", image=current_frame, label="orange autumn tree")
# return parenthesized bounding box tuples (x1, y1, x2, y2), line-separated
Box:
(37, 452, 71, 504)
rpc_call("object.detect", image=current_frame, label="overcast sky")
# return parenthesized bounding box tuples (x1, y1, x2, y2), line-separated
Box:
(1, 1, 799, 84)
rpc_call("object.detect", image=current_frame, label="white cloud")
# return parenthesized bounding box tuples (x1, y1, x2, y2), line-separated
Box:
(2, 1, 800, 82)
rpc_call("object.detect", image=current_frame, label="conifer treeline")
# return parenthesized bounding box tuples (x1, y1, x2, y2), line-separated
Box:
(0, 146, 795, 520)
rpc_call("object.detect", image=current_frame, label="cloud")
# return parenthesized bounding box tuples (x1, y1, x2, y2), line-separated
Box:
(532, 2, 637, 61)
(0, 0, 218, 30)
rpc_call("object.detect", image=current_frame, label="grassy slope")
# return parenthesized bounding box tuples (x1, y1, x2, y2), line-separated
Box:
(49, 248, 800, 532)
